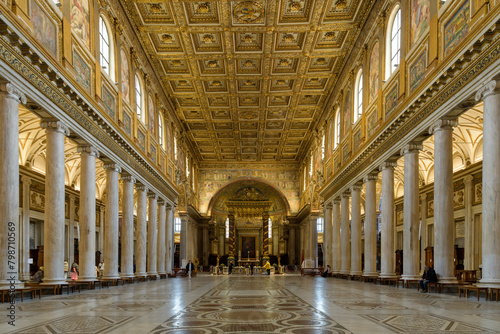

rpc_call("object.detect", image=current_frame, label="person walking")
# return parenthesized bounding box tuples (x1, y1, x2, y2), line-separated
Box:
(186, 260, 195, 279)
(264, 261, 271, 275)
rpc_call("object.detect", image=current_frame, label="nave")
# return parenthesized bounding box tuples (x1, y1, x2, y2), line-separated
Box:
(2, 275, 500, 334)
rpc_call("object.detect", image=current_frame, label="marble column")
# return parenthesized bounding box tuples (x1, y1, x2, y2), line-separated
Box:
(102, 163, 121, 280)
(310, 216, 318, 267)
(323, 203, 333, 268)
(476, 81, 500, 287)
(99, 207, 105, 254)
(350, 184, 362, 276)
(463, 175, 475, 270)
(340, 192, 351, 275)
(430, 119, 458, 283)
(68, 195, 76, 272)
(20, 176, 32, 281)
(157, 199, 166, 276)
(77, 146, 99, 281)
(135, 184, 147, 277)
(120, 175, 135, 278)
(41, 120, 70, 285)
(303, 220, 309, 261)
(202, 225, 209, 266)
(288, 227, 296, 265)
(180, 218, 187, 265)
(0, 83, 25, 287)
(147, 193, 158, 277)
(379, 161, 398, 278)
(420, 194, 428, 273)
(401, 143, 423, 281)
(299, 225, 304, 264)
(364, 174, 378, 276)
(332, 198, 341, 273)
(165, 205, 174, 274)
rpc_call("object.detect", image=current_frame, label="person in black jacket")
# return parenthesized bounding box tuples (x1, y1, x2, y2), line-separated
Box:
(186, 260, 195, 279)
(419, 266, 437, 292)
(228, 261, 234, 275)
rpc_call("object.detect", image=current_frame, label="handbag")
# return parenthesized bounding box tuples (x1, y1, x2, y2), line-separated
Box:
(71, 268, 78, 280)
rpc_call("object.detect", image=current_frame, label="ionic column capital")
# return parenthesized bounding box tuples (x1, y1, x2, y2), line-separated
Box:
(341, 191, 351, 198)
(363, 173, 378, 183)
(325, 202, 333, 210)
(401, 142, 423, 156)
(77, 145, 100, 158)
(429, 118, 458, 135)
(136, 184, 147, 192)
(147, 192, 157, 199)
(475, 80, 500, 101)
(380, 161, 397, 171)
(21, 175, 32, 186)
(121, 175, 136, 183)
(41, 120, 70, 136)
(420, 193, 427, 201)
(350, 183, 363, 192)
(103, 163, 122, 173)
(333, 197, 341, 205)
(0, 82, 27, 104)
(158, 199, 165, 206)
(463, 174, 474, 185)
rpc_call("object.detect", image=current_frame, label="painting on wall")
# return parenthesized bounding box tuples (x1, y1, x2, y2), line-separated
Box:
(342, 141, 350, 162)
(101, 86, 115, 120)
(343, 90, 351, 137)
(444, 0, 470, 57)
(166, 121, 172, 158)
(150, 143, 157, 164)
(121, 48, 130, 104)
(385, 84, 398, 118)
(353, 130, 361, 151)
(410, 0, 430, 46)
(367, 109, 378, 138)
(369, 41, 379, 102)
(72, 50, 91, 94)
(122, 111, 131, 136)
(70, 0, 90, 49)
(160, 156, 165, 173)
(137, 130, 146, 151)
(148, 94, 155, 136)
(241, 236, 256, 259)
(326, 117, 333, 160)
(410, 50, 427, 94)
(31, 0, 57, 58)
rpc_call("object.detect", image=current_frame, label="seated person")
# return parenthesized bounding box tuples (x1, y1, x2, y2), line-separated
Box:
(322, 265, 332, 277)
(30, 267, 44, 283)
(419, 266, 437, 292)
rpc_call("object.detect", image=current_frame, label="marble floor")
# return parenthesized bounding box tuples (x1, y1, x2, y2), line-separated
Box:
(1, 275, 500, 333)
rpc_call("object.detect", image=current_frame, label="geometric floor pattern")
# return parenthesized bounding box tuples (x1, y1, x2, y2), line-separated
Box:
(1, 274, 500, 333)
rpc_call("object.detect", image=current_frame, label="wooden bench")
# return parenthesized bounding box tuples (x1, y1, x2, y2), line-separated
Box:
(361, 275, 379, 283)
(26, 282, 59, 295)
(135, 275, 148, 282)
(0, 287, 41, 303)
(490, 287, 500, 302)
(401, 279, 420, 289)
(459, 285, 489, 301)
(159, 273, 167, 279)
(378, 277, 400, 287)
(147, 274, 158, 281)
(436, 282, 467, 293)
(120, 277, 137, 284)
(301, 268, 322, 276)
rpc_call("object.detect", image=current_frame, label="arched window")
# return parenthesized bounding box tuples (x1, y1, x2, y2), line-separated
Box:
(317, 217, 324, 233)
(225, 218, 229, 238)
(174, 217, 181, 233)
(158, 115, 164, 149)
(268, 218, 272, 238)
(334, 108, 341, 149)
(354, 69, 363, 123)
(135, 75, 144, 122)
(99, 16, 113, 78)
(386, 6, 401, 78)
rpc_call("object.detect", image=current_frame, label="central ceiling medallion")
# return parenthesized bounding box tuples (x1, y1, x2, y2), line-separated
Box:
(149, 3, 162, 13)
(335, 0, 347, 10)
(203, 34, 214, 43)
(196, 2, 210, 14)
(324, 31, 336, 40)
(283, 34, 295, 42)
(233, 1, 264, 23)
(207, 60, 218, 68)
(243, 34, 254, 43)
(289, 2, 302, 11)
(161, 34, 173, 43)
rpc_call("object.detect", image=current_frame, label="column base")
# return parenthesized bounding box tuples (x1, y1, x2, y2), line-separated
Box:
(349, 271, 363, 276)
(401, 274, 421, 280)
(135, 272, 147, 277)
(340, 270, 350, 275)
(78, 275, 97, 282)
(120, 273, 135, 278)
(102, 274, 120, 280)
(379, 273, 398, 278)
(363, 272, 379, 277)
(41, 278, 67, 285)
(477, 278, 500, 288)
(437, 276, 458, 283)
(158, 271, 166, 276)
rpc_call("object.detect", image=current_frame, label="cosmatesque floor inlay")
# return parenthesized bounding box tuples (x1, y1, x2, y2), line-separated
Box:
(1, 275, 500, 334)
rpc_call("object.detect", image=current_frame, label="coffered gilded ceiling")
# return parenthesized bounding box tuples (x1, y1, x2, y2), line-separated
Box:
(124, 0, 371, 163)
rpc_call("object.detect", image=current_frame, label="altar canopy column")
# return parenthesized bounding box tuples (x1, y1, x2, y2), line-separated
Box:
(157, 199, 166, 276)
(147, 193, 158, 277)
(476, 81, 500, 287)
(120, 175, 135, 278)
(350, 184, 362, 276)
(41, 120, 70, 285)
(263, 212, 269, 262)
(340, 192, 351, 275)
(430, 118, 458, 283)
(135, 184, 147, 277)
(78, 145, 99, 282)
(401, 143, 422, 281)
(323, 203, 333, 268)
(0, 83, 25, 287)
(332, 198, 341, 273)
(165, 205, 174, 274)
(364, 174, 378, 277)
(102, 163, 121, 280)
(380, 161, 398, 278)
(228, 212, 236, 263)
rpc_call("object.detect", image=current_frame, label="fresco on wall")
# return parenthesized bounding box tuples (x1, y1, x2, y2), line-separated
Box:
(326, 117, 333, 160)
(343, 91, 351, 136)
(121, 48, 130, 104)
(122, 111, 131, 136)
(72, 50, 91, 93)
(353, 130, 361, 151)
(410, 0, 430, 46)
(444, 0, 470, 57)
(385, 84, 398, 118)
(101, 86, 115, 120)
(150, 143, 156, 163)
(31, 0, 57, 58)
(148, 94, 155, 136)
(137, 130, 146, 151)
(70, 0, 90, 49)
(198, 169, 300, 214)
(367, 109, 378, 138)
(166, 121, 172, 158)
(369, 42, 379, 102)
(410, 50, 427, 93)
(342, 142, 349, 162)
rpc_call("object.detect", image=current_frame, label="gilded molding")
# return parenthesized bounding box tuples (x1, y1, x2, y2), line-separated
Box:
(0, 82, 27, 104)
(40, 120, 70, 136)
(429, 118, 458, 135)
(77, 145, 100, 158)
(475, 80, 500, 101)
